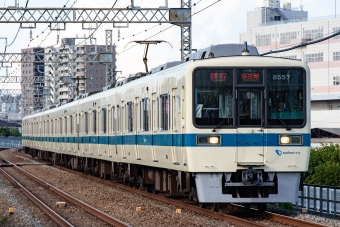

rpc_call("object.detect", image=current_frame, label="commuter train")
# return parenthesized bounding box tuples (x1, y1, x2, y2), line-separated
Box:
(22, 44, 311, 210)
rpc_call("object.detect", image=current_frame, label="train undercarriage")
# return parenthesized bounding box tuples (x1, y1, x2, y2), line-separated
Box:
(24, 147, 272, 212)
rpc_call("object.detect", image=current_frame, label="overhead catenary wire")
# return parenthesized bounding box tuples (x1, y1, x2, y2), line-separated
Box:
(117, 0, 221, 55)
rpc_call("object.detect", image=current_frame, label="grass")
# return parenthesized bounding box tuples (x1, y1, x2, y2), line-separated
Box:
(0, 216, 8, 226)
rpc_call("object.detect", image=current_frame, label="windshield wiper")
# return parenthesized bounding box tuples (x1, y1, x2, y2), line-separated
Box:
(279, 118, 291, 131)
(212, 115, 231, 132)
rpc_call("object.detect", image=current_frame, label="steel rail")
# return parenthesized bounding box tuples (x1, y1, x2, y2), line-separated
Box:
(2, 159, 130, 227)
(0, 167, 73, 227)
(261, 211, 327, 227)
(10, 152, 328, 227)
(50, 166, 265, 227)
(53, 165, 328, 227)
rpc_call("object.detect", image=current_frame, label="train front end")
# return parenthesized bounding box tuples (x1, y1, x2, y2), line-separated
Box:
(185, 56, 310, 204)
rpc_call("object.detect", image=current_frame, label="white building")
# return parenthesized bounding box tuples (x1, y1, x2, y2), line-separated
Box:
(240, 0, 340, 130)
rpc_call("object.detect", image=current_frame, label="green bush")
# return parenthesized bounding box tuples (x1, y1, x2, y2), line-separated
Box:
(304, 144, 340, 186)
(0, 216, 8, 226)
(278, 203, 294, 211)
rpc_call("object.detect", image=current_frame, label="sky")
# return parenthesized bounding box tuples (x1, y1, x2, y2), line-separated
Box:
(0, 0, 339, 90)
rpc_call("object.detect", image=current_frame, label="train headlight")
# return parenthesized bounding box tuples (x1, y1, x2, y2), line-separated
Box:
(197, 135, 221, 145)
(279, 135, 302, 145)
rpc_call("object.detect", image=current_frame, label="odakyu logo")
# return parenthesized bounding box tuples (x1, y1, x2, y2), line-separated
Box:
(275, 149, 301, 156)
(275, 149, 282, 156)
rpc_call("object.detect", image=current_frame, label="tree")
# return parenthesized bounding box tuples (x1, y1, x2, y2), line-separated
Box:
(0, 126, 10, 137)
(9, 127, 21, 137)
(304, 144, 340, 186)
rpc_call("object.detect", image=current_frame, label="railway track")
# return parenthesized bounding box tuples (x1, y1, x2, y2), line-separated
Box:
(0, 159, 130, 227)
(3, 151, 328, 227)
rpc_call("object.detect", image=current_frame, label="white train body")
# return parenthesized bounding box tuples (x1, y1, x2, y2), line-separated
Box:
(22, 54, 310, 204)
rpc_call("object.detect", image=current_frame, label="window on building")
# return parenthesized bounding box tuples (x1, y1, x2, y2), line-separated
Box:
(89, 47, 94, 51)
(333, 27, 340, 39)
(333, 52, 340, 61)
(127, 102, 134, 132)
(303, 53, 323, 63)
(274, 16, 281, 21)
(256, 34, 271, 46)
(281, 55, 297, 59)
(141, 98, 150, 131)
(280, 31, 297, 44)
(90, 76, 93, 80)
(89, 69, 93, 73)
(334, 76, 340, 85)
(89, 84, 93, 87)
(159, 94, 169, 130)
(303, 28, 323, 41)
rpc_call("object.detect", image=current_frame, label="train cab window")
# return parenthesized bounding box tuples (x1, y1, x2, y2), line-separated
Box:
(102, 108, 107, 134)
(159, 94, 169, 130)
(194, 69, 234, 127)
(267, 69, 305, 127)
(84, 112, 88, 134)
(92, 110, 97, 134)
(127, 102, 134, 132)
(141, 98, 150, 132)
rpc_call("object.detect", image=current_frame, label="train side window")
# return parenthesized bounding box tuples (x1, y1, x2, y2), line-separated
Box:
(127, 102, 134, 132)
(92, 110, 97, 134)
(102, 108, 107, 134)
(117, 106, 120, 133)
(141, 98, 150, 131)
(84, 112, 88, 134)
(159, 94, 170, 131)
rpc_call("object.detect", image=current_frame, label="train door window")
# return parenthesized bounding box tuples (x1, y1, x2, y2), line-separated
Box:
(172, 89, 178, 131)
(238, 90, 263, 126)
(59, 118, 62, 135)
(65, 117, 68, 135)
(117, 106, 120, 133)
(84, 112, 88, 134)
(193, 69, 234, 127)
(159, 94, 170, 131)
(102, 108, 107, 134)
(152, 93, 157, 131)
(111, 107, 115, 133)
(92, 110, 97, 134)
(127, 102, 134, 132)
(141, 98, 150, 131)
(70, 116, 73, 135)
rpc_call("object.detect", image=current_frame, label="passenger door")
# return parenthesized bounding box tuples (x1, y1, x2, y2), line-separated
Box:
(236, 89, 264, 166)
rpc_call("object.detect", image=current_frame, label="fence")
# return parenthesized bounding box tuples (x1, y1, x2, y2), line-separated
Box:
(297, 184, 340, 219)
(0, 136, 22, 148)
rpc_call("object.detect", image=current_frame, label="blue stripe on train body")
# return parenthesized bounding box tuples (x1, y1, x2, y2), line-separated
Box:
(26, 133, 311, 147)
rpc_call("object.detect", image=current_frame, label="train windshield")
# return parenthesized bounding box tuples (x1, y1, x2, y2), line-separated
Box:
(267, 69, 304, 126)
(194, 69, 234, 126)
(193, 68, 305, 128)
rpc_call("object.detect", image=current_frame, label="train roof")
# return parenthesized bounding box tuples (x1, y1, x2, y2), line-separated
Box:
(23, 49, 308, 121)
